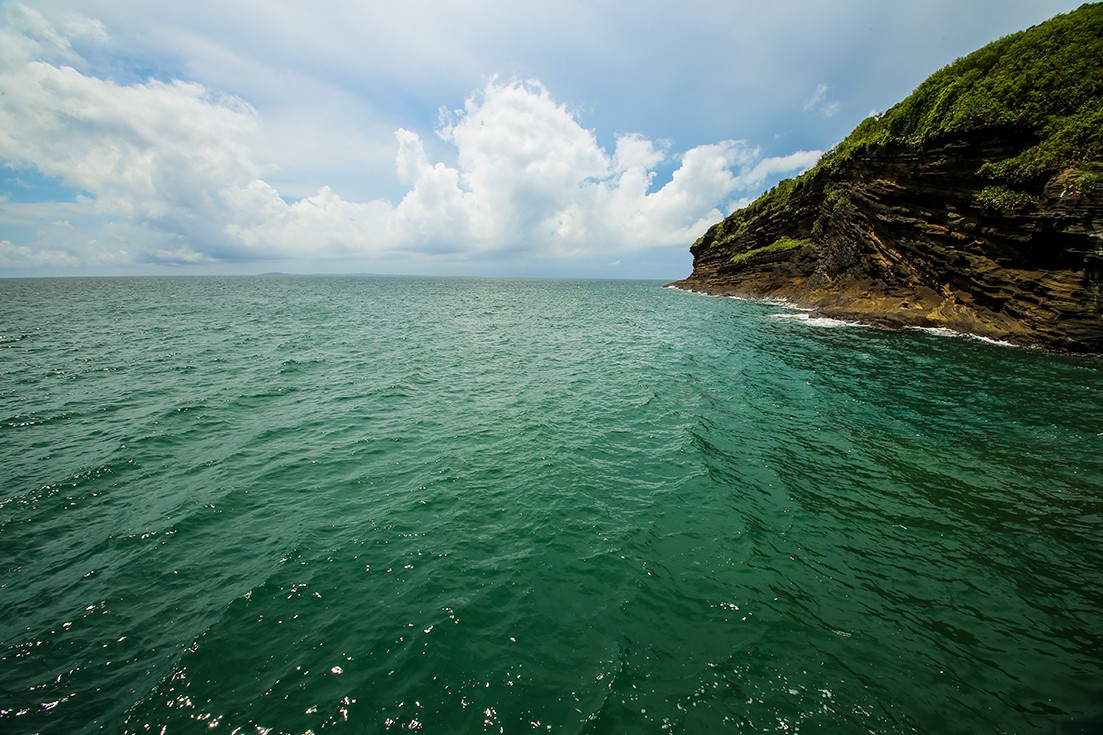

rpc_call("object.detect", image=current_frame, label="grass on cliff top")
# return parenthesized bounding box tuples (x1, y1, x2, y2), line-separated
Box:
(819, 2, 1103, 182)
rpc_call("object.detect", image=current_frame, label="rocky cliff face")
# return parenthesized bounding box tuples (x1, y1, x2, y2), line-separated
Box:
(671, 132, 1103, 352)
(671, 4, 1103, 353)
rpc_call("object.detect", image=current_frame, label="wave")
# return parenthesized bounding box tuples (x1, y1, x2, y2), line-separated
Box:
(907, 325, 1022, 348)
(768, 312, 865, 328)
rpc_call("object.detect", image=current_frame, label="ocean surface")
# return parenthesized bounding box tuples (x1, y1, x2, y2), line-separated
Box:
(1, 275, 1101, 734)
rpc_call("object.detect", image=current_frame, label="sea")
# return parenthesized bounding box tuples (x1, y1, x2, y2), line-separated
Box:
(1, 275, 1101, 734)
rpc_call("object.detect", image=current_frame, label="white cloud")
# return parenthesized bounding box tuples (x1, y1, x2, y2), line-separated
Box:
(803, 82, 842, 118)
(0, 239, 80, 268)
(736, 149, 825, 191)
(0, 10, 266, 261)
(0, 8, 823, 273)
(365, 79, 821, 259)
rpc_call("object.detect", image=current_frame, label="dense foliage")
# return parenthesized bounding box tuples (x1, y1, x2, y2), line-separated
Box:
(819, 2, 1103, 181)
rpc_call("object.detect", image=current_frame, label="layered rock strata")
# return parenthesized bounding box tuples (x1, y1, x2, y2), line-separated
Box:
(670, 135, 1102, 352)
(671, 4, 1103, 352)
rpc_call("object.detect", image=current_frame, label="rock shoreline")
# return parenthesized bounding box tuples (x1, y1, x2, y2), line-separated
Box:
(672, 135, 1102, 353)
(664, 278, 1060, 349)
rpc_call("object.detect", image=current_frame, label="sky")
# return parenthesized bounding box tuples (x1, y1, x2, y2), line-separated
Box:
(0, 0, 1085, 279)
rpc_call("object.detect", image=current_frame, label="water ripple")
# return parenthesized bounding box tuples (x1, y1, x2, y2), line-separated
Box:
(1, 276, 1100, 733)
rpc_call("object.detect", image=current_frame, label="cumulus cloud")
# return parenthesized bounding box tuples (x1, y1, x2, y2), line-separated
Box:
(0, 8, 822, 272)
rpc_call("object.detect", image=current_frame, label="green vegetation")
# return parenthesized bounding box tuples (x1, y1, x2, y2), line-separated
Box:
(1061, 166, 1103, 195)
(974, 185, 1040, 210)
(701, 178, 802, 248)
(730, 237, 810, 264)
(817, 3, 1103, 181)
(701, 4, 1103, 251)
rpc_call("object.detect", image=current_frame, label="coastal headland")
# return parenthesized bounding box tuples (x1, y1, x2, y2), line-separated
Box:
(670, 3, 1103, 353)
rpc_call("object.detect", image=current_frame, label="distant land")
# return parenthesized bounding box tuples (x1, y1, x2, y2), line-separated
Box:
(671, 2, 1103, 352)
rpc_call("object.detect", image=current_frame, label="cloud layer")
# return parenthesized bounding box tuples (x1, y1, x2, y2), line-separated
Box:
(4, 1, 1077, 275)
(0, 6, 822, 274)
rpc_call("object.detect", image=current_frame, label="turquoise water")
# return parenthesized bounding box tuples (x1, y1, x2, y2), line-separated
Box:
(1, 275, 1101, 734)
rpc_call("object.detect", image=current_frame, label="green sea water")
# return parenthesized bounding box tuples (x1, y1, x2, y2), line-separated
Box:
(1, 275, 1101, 734)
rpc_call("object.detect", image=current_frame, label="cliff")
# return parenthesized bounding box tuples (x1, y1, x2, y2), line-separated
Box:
(670, 3, 1103, 352)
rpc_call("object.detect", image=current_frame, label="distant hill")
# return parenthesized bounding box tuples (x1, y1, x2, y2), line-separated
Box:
(671, 2, 1103, 352)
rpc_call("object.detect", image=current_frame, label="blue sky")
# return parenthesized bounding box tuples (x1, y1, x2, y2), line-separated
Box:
(0, 0, 1084, 278)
